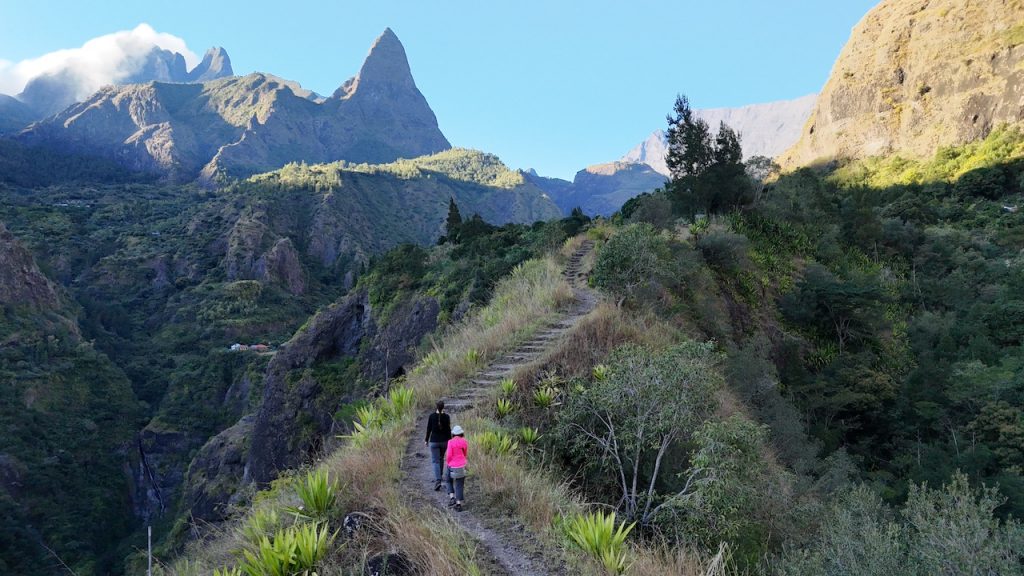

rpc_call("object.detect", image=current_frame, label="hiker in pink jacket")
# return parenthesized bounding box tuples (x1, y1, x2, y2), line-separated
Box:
(445, 425, 468, 511)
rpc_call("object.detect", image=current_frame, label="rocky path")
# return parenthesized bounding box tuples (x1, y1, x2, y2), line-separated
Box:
(401, 241, 596, 576)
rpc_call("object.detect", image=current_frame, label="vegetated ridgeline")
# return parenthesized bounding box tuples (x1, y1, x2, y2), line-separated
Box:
(401, 241, 596, 576)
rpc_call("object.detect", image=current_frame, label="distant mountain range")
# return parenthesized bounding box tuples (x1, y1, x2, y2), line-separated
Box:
(15, 29, 450, 182)
(530, 94, 816, 215)
(9, 45, 233, 121)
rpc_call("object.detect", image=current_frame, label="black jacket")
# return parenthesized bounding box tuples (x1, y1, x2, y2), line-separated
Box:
(425, 411, 452, 443)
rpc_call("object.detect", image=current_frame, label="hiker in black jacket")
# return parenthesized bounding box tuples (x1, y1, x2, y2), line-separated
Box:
(424, 400, 452, 490)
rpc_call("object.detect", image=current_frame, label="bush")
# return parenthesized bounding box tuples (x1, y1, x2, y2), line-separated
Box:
(591, 223, 673, 304)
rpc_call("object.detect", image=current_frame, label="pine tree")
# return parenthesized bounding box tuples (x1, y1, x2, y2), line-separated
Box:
(445, 197, 463, 243)
(665, 94, 714, 216)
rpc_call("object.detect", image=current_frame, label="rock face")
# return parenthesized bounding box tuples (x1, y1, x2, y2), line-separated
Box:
(15, 45, 234, 118)
(0, 222, 60, 311)
(19, 29, 451, 181)
(782, 0, 1024, 167)
(245, 290, 373, 483)
(244, 289, 440, 486)
(188, 47, 233, 82)
(360, 297, 440, 381)
(181, 416, 254, 522)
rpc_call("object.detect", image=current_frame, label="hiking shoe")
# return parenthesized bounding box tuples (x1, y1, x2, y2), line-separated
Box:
(434, 481, 442, 491)
(447, 496, 456, 507)
(455, 503, 463, 512)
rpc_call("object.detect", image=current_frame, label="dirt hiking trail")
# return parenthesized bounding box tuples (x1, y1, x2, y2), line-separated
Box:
(400, 241, 597, 575)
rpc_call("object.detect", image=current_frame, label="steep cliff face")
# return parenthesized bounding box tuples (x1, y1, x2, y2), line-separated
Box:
(244, 290, 373, 483)
(783, 0, 1024, 167)
(19, 29, 451, 181)
(0, 222, 60, 311)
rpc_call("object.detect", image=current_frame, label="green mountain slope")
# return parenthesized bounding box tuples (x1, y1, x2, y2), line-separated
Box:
(0, 223, 142, 576)
(0, 147, 561, 574)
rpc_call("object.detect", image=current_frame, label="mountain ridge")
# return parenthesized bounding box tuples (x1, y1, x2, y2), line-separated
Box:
(16, 29, 450, 182)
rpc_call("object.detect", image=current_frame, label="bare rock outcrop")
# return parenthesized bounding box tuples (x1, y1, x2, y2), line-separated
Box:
(782, 0, 1024, 167)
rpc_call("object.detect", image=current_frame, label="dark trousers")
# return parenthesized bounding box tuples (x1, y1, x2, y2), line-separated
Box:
(447, 475, 465, 501)
(428, 442, 447, 482)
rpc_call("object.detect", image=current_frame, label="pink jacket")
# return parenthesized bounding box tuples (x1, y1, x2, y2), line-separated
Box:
(446, 436, 468, 468)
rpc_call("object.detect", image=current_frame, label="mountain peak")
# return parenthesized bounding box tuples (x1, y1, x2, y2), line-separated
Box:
(188, 47, 233, 82)
(332, 28, 414, 99)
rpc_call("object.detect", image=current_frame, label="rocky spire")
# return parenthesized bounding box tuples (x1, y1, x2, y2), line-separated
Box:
(187, 47, 234, 82)
(332, 28, 415, 99)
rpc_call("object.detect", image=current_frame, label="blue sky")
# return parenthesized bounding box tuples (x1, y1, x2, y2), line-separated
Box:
(0, 1, 877, 179)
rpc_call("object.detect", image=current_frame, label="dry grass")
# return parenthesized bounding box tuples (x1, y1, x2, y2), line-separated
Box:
(510, 303, 674, 389)
(407, 257, 574, 405)
(628, 542, 737, 576)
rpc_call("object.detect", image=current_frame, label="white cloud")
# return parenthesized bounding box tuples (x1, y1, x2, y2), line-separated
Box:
(0, 23, 198, 99)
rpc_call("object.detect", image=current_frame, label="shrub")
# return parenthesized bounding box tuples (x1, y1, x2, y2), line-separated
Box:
(591, 364, 610, 381)
(591, 223, 673, 304)
(563, 510, 636, 574)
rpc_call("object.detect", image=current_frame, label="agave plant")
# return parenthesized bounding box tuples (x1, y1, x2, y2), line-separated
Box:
(532, 385, 559, 409)
(239, 523, 336, 576)
(499, 377, 517, 397)
(286, 469, 338, 521)
(563, 510, 635, 575)
(496, 397, 516, 419)
(238, 508, 281, 546)
(518, 426, 542, 446)
(591, 363, 611, 381)
(384, 385, 416, 420)
(476, 430, 519, 455)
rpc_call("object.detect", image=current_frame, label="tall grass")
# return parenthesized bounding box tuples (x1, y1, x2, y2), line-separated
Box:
(405, 257, 574, 404)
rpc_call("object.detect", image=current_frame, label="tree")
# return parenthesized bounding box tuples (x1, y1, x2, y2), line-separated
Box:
(665, 95, 750, 215)
(745, 155, 780, 203)
(559, 342, 721, 528)
(665, 94, 713, 216)
(445, 197, 463, 242)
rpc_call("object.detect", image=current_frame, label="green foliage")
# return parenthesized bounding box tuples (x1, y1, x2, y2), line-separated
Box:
(563, 510, 636, 574)
(665, 94, 752, 216)
(532, 385, 559, 409)
(238, 508, 283, 547)
(591, 364, 610, 381)
(495, 397, 516, 419)
(287, 470, 338, 521)
(499, 377, 516, 397)
(558, 341, 721, 527)
(591, 223, 673, 303)
(780, 474, 1024, 576)
(238, 523, 335, 576)
(476, 430, 519, 456)
(518, 426, 542, 446)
